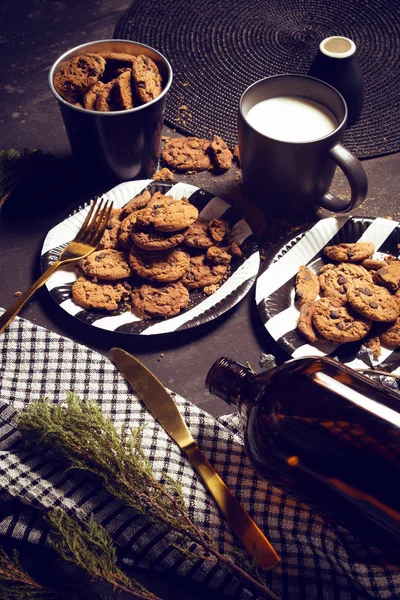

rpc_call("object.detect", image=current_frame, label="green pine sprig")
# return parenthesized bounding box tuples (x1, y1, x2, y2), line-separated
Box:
(0, 149, 47, 209)
(0, 545, 66, 600)
(15, 393, 279, 600)
(47, 509, 160, 600)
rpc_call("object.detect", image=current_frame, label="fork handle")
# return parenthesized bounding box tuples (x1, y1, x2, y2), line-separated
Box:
(0, 260, 61, 335)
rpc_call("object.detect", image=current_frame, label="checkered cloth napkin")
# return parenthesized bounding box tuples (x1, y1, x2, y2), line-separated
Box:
(0, 310, 399, 600)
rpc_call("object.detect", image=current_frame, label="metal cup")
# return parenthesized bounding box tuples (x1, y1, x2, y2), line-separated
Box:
(49, 40, 173, 185)
(238, 74, 368, 220)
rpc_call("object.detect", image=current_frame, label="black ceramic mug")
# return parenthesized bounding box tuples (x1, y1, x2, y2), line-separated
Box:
(238, 74, 368, 220)
(49, 40, 173, 186)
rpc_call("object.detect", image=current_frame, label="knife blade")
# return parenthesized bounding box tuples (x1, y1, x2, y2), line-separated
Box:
(109, 347, 280, 571)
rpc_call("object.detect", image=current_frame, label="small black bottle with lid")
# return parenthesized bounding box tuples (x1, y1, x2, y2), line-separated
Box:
(309, 36, 364, 126)
(206, 355, 400, 560)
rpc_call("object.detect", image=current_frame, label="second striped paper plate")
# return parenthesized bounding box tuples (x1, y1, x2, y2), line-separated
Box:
(256, 216, 400, 372)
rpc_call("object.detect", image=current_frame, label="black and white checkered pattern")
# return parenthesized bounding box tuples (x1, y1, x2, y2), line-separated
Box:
(0, 310, 399, 599)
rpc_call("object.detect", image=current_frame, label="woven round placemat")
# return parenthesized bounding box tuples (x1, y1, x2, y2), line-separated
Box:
(115, 0, 400, 159)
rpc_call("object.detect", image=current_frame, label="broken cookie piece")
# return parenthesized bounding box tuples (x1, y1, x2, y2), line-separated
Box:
(132, 54, 163, 103)
(209, 135, 233, 171)
(162, 137, 211, 172)
(152, 167, 174, 181)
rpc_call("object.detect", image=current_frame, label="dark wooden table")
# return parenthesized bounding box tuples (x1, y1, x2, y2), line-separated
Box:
(1, 1, 400, 598)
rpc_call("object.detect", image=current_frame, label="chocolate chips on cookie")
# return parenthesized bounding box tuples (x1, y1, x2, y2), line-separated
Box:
(54, 51, 163, 111)
(324, 242, 375, 263)
(161, 137, 212, 172)
(71, 191, 243, 322)
(161, 135, 236, 174)
(295, 265, 319, 306)
(296, 240, 400, 352)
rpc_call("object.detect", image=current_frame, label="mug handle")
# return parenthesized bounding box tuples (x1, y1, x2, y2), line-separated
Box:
(318, 143, 368, 212)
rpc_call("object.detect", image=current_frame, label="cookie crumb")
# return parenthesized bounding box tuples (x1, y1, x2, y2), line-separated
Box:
(14, 291, 22, 297)
(233, 144, 240, 166)
(179, 105, 188, 111)
(152, 167, 174, 181)
(203, 283, 220, 295)
(230, 240, 242, 257)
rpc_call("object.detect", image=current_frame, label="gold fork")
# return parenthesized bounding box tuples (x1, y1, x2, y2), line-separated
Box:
(0, 197, 113, 335)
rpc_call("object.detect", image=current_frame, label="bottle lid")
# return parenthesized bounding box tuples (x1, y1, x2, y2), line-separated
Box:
(320, 36, 356, 59)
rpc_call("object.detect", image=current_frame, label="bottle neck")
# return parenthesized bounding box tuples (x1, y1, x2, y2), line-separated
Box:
(206, 357, 263, 407)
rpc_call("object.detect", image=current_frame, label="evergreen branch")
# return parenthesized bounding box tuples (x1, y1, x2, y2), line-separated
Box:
(16, 394, 279, 600)
(47, 509, 160, 600)
(0, 545, 66, 600)
(0, 149, 47, 209)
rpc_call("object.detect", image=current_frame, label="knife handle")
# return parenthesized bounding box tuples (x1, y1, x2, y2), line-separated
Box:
(184, 442, 280, 571)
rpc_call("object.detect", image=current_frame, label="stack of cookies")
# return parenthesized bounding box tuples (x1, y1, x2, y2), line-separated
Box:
(72, 190, 242, 319)
(54, 52, 162, 111)
(296, 242, 400, 356)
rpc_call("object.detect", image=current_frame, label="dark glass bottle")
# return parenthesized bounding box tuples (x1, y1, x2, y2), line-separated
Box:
(308, 36, 364, 126)
(206, 356, 400, 559)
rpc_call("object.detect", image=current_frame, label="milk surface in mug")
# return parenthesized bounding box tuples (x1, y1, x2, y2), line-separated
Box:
(246, 96, 337, 142)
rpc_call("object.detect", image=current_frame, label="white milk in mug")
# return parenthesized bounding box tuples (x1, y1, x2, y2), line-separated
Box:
(246, 96, 338, 143)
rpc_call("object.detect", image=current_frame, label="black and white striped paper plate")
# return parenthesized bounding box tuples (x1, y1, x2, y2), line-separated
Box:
(41, 180, 259, 335)
(256, 215, 400, 372)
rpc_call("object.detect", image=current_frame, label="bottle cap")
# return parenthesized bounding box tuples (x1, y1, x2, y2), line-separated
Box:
(320, 36, 356, 59)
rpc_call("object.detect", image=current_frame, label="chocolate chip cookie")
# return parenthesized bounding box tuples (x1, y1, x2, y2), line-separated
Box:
(95, 79, 117, 112)
(131, 282, 190, 318)
(54, 54, 106, 102)
(206, 246, 232, 265)
(360, 258, 387, 270)
(184, 218, 214, 249)
(380, 311, 400, 348)
(312, 298, 372, 343)
(295, 265, 319, 306)
(80, 250, 131, 281)
(83, 81, 104, 110)
(72, 276, 130, 311)
(121, 189, 151, 219)
(297, 301, 328, 343)
(374, 260, 400, 291)
(209, 135, 233, 171)
(323, 242, 375, 263)
(129, 247, 190, 282)
(209, 218, 230, 243)
(363, 335, 382, 359)
(347, 283, 400, 322)
(98, 209, 123, 250)
(113, 70, 134, 109)
(99, 52, 136, 67)
(162, 137, 211, 172)
(137, 198, 198, 232)
(319, 263, 373, 301)
(152, 168, 174, 181)
(131, 226, 187, 251)
(118, 211, 142, 249)
(131, 54, 162, 103)
(181, 254, 228, 289)
(230, 241, 242, 257)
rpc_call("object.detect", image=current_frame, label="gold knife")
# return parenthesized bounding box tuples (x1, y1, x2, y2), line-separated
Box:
(109, 347, 280, 571)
